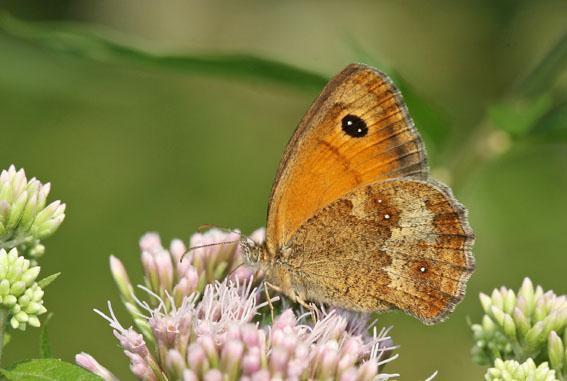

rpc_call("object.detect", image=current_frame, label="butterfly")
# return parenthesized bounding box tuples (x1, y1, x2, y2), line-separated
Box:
(241, 63, 475, 324)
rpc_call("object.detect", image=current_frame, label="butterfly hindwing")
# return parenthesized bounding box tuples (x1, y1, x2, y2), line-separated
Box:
(281, 178, 475, 324)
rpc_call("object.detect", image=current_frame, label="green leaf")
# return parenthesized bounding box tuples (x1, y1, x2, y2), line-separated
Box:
(1, 359, 101, 381)
(488, 94, 553, 137)
(36, 273, 60, 289)
(514, 32, 567, 97)
(39, 313, 53, 358)
(0, 13, 327, 92)
(530, 102, 567, 140)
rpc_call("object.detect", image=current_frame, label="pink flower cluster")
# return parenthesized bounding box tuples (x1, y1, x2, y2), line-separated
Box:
(77, 228, 399, 381)
(81, 280, 397, 381)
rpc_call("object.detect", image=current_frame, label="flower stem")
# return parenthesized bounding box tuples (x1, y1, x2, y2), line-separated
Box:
(0, 308, 8, 366)
(0, 236, 28, 250)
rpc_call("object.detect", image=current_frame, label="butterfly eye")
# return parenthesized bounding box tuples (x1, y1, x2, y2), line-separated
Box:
(341, 114, 368, 138)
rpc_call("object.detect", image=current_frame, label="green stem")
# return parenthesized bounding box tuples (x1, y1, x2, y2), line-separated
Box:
(0, 308, 8, 366)
(0, 236, 28, 250)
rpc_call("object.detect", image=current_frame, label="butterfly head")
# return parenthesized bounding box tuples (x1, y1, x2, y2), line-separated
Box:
(239, 235, 264, 269)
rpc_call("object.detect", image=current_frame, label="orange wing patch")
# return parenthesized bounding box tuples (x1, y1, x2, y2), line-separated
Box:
(266, 64, 428, 253)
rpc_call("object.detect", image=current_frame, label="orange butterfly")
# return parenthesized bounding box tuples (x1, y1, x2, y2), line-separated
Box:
(241, 63, 475, 324)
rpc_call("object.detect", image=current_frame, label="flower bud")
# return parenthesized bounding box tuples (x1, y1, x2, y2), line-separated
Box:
(526, 321, 547, 350)
(221, 340, 244, 379)
(141, 251, 159, 291)
(503, 290, 516, 314)
(548, 331, 564, 373)
(502, 314, 516, 339)
(273, 309, 296, 330)
(187, 343, 207, 375)
(241, 324, 261, 348)
(242, 348, 261, 375)
(269, 347, 289, 374)
(250, 369, 270, 381)
(182, 370, 199, 381)
(76, 353, 118, 381)
(480, 293, 492, 313)
(318, 344, 339, 379)
(139, 232, 162, 253)
(491, 289, 504, 310)
(197, 334, 219, 368)
(165, 349, 186, 379)
(518, 278, 534, 305)
(203, 369, 223, 381)
(513, 307, 531, 337)
(155, 249, 174, 291)
(170, 239, 186, 264)
(109, 256, 135, 305)
(340, 367, 358, 381)
(490, 306, 506, 326)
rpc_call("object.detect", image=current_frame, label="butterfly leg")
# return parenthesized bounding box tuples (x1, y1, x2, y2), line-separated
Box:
(296, 295, 314, 310)
(264, 281, 282, 322)
(264, 281, 317, 318)
(283, 286, 318, 314)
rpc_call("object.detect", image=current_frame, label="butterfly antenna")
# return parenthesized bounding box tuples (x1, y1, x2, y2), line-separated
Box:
(180, 239, 240, 261)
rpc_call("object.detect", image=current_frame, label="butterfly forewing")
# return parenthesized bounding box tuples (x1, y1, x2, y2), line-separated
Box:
(266, 64, 428, 253)
(280, 179, 474, 324)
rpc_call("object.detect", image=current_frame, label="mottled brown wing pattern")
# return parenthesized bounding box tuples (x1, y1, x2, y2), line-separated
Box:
(281, 179, 475, 324)
(266, 64, 428, 255)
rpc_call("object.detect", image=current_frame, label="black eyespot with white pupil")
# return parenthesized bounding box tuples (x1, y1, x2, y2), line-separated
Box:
(341, 114, 368, 138)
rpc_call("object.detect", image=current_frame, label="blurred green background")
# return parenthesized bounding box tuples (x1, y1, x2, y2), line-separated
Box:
(0, 0, 566, 379)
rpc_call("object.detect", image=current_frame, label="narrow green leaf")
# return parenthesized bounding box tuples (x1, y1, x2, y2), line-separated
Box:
(515, 32, 567, 97)
(488, 94, 553, 137)
(36, 273, 60, 289)
(0, 13, 327, 92)
(39, 313, 53, 358)
(1, 359, 101, 381)
(530, 102, 567, 140)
